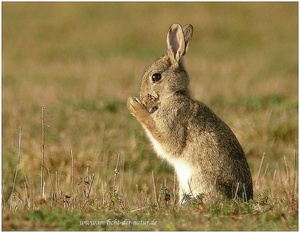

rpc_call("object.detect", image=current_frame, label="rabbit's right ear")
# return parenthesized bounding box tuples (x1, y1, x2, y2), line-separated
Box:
(166, 23, 186, 65)
(182, 24, 193, 56)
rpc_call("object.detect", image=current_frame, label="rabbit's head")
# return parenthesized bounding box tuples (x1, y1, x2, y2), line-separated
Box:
(139, 23, 193, 113)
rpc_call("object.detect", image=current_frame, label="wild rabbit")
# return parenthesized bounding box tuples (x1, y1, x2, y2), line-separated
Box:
(127, 23, 253, 203)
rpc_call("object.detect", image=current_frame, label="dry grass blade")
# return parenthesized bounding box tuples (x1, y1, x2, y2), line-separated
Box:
(173, 173, 177, 207)
(23, 181, 29, 209)
(55, 171, 59, 200)
(40, 106, 46, 199)
(71, 150, 75, 209)
(113, 153, 120, 194)
(86, 174, 95, 199)
(50, 191, 55, 208)
(255, 152, 265, 188)
(292, 151, 298, 202)
(152, 171, 159, 209)
(270, 169, 277, 196)
(10, 127, 22, 211)
(283, 156, 290, 190)
(233, 182, 240, 200)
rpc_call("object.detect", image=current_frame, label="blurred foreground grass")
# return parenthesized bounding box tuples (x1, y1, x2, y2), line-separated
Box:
(2, 2, 298, 231)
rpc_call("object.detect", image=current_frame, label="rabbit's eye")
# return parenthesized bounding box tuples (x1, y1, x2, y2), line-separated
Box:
(151, 73, 162, 83)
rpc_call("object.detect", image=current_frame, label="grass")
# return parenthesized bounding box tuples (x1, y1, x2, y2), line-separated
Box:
(2, 2, 298, 231)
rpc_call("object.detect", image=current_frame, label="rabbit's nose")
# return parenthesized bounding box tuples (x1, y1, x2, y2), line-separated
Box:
(148, 94, 155, 100)
(147, 93, 159, 100)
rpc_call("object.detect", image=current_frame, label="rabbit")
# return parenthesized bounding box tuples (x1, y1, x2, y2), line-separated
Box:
(127, 23, 253, 204)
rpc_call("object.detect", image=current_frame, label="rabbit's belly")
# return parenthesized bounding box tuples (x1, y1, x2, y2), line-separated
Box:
(142, 126, 195, 193)
(172, 160, 192, 191)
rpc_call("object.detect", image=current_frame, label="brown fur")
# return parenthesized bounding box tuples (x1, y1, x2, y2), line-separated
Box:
(127, 23, 253, 203)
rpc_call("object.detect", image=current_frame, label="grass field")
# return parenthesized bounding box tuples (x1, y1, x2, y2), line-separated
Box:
(2, 2, 298, 231)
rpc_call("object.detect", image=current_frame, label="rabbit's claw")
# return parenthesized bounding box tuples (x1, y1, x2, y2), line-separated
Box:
(127, 96, 148, 118)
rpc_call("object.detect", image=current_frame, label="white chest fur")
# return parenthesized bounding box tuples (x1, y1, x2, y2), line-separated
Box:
(172, 160, 192, 192)
(143, 126, 192, 194)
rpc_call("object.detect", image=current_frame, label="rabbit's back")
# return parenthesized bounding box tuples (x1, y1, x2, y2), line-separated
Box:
(192, 101, 253, 199)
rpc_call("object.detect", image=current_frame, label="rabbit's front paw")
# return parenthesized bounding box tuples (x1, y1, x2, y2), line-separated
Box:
(127, 96, 149, 118)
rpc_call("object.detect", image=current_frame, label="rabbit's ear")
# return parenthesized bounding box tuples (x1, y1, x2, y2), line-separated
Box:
(167, 23, 186, 65)
(182, 24, 193, 56)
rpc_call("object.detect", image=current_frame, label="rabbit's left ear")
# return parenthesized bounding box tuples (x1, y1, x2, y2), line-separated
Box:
(167, 23, 193, 65)
(166, 23, 186, 65)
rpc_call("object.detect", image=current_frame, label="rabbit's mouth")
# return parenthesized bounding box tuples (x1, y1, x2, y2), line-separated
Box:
(149, 105, 159, 114)
(141, 93, 159, 114)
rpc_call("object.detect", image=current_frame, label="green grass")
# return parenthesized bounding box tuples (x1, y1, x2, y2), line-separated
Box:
(2, 2, 298, 231)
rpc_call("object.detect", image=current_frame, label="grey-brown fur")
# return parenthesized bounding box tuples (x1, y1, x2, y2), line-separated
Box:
(127, 23, 253, 203)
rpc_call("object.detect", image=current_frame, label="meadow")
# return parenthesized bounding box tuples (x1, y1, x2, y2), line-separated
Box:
(2, 2, 298, 230)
